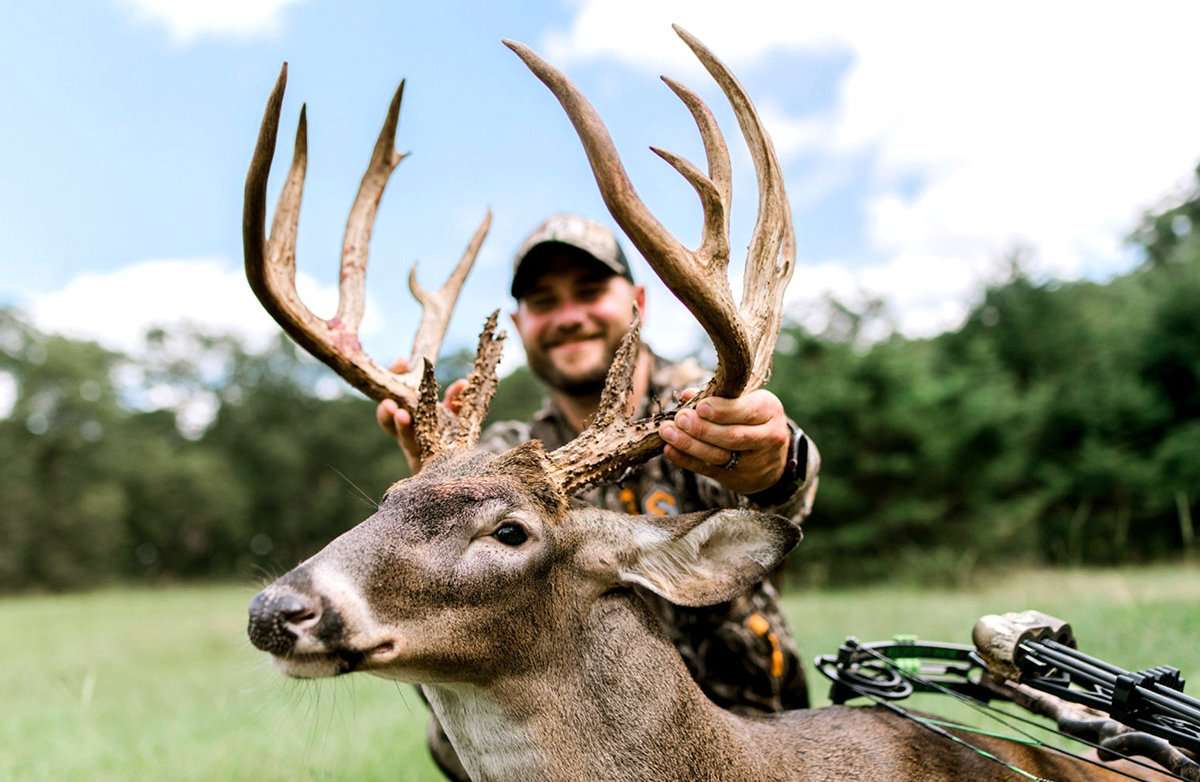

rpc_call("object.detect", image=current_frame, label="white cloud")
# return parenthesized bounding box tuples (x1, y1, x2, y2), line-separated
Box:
(543, 1, 848, 74)
(118, 0, 303, 44)
(545, 1, 1200, 335)
(24, 257, 389, 435)
(26, 257, 375, 356)
(757, 102, 834, 162)
(788, 253, 993, 340)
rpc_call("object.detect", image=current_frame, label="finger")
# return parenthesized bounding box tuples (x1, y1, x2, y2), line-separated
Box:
(392, 407, 412, 431)
(660, 420, 731, 467)
(662, 444, 722, 479)
(443, 378, 469, 414)
(392, 409, 421, 465)
(376, 399, 400, 435)
(388, 357, 411, 374)
(695, 390, 780, 425)
(674, 409, 777, 452)
(677, 387, 699, 403)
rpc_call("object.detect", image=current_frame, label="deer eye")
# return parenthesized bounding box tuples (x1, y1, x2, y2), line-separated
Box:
(492, 522, 528, 547)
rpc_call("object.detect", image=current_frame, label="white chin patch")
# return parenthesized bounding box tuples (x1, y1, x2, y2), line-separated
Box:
(273, 655, 340, 679)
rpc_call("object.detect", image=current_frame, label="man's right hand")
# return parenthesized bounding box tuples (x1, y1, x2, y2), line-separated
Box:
(375, 357, 468, 474)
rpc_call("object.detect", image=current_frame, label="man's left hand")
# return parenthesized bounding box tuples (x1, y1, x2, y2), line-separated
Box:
(658, 389, 790, 496)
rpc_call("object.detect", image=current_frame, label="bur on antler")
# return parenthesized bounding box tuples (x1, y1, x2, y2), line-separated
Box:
(505, 26, 796, 494)
(243, 63, 503, 460)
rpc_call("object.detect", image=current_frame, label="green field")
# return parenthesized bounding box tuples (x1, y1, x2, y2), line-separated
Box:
(5, 565, 1198, 781)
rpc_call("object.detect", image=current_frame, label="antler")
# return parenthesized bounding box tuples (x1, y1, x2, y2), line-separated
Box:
(243, 63, 503, 460)
(504, 26, 795, 494)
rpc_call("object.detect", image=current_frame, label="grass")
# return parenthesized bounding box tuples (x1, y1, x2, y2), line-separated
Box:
(4, 565, 1198, 781)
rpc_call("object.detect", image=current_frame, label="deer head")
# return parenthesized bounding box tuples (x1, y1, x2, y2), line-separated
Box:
(245, 21, 798, 693)
(248, 444, 799, 681)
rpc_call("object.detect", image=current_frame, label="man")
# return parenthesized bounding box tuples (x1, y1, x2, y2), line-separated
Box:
(377, 213, 820, 779)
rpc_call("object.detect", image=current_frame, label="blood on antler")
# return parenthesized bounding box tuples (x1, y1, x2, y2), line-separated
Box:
(243, 64, 503, 461)
(504, 26, 796, 495)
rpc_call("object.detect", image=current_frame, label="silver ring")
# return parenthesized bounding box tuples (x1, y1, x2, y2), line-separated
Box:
(723, 451, 741, 471)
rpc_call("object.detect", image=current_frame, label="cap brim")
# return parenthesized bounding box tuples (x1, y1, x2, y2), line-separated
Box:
(510, 241, 631, 298)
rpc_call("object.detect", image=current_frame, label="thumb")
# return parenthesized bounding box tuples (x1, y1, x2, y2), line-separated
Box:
(376, 399, 401, 436)
(444, 378, 470, 415)
(389, 406, 423, 474)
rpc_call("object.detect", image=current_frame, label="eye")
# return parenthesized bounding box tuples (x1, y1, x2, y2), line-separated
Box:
(492, 522, 529, 547)
(525, 295, 556, 313)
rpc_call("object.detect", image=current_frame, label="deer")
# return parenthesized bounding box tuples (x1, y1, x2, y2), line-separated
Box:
(244, 25, 1158, 782)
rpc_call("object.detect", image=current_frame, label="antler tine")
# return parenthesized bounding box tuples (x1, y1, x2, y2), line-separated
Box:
(244, 63, 289, 272)
(500, 41, 675, 264)
(406, 210, 493, 384)
(337, 80, 410, 335)
(446, 310, 506, 450)
(672, 24, 796, 389)
(656, 75, 731, 264)
(547, 314, 668, 494)
(245, 65, 326, 384)
(244, 65, 499, 457)
(413, 309, 507, 458)
(588, 306, 642, 430)
(414, 359, 444, 460)
(503, 39, 751, 398)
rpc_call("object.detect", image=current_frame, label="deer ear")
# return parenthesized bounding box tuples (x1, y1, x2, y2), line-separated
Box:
(616, 510, 801, 607)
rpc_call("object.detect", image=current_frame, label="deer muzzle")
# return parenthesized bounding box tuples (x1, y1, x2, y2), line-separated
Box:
(247, 588, 321, 656)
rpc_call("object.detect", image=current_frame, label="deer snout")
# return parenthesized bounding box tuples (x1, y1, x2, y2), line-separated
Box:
(247, 589, 321, 655)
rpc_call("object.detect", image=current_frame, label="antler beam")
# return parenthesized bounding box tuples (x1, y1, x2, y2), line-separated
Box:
(243, 63, 501, 459)
(504, 27, 796, 494)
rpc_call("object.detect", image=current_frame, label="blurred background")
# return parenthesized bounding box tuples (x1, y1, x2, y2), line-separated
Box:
(3, 0, 1198, 589)
(2, 2, 1198, 780)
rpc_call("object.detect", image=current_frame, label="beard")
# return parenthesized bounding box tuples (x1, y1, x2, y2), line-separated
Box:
(525, 329, 623, 397)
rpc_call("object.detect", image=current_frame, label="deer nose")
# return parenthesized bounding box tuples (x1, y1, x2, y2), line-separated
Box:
(247, 590, 321, 655)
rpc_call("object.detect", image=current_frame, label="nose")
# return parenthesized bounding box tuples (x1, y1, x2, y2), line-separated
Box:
(548, 297, 589, 330)
(247, 590, 320, 655)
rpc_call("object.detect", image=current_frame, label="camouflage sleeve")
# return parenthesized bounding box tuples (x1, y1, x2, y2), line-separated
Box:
(754, 428, 820, 522)
(475, 419, 533, 456)
(658, 425, 820, 714)
(692, 421, 821, 525)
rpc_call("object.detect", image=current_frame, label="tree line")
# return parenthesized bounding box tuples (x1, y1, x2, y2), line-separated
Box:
(3, 174, 1198, 591)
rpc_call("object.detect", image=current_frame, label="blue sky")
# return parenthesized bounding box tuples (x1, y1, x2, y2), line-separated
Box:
(3, 1, 1198, 387)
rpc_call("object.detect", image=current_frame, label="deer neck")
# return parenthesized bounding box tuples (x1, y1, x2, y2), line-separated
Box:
(422, 591, 766, 782)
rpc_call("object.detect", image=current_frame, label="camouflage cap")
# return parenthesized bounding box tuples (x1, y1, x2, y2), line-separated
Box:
(511, 213, 633, 298)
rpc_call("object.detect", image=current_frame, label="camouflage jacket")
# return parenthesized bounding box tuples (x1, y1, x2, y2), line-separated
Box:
(479, 352, 821, 713)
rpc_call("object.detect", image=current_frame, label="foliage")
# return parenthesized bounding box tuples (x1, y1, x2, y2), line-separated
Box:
(0, 319, 406, 590)
(3, 171, 1199, 590)
(774, 176, 1200, 583)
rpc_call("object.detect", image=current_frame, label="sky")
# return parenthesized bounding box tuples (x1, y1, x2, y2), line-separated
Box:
(3, 1, 1200, 399)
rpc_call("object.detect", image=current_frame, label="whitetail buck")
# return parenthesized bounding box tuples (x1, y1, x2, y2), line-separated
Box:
(244, 26, 1154, 782)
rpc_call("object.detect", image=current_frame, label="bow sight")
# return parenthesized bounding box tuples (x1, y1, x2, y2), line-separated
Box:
(818, 610, 1200, 781)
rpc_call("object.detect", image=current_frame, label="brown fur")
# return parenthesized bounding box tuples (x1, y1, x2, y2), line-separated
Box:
(484, 440, 568, 521)
(252, 449, 1162, 781)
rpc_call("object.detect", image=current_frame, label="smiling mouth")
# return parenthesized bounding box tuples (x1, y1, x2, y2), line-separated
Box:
(545, 334, 602, 350)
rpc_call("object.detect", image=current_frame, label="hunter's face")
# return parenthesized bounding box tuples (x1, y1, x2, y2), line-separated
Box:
(513, 257, 644, 397)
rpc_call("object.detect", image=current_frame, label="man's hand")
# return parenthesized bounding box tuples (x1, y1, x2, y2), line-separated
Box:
(374, 358, 467, 474)
(658, 389, 790, 496)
